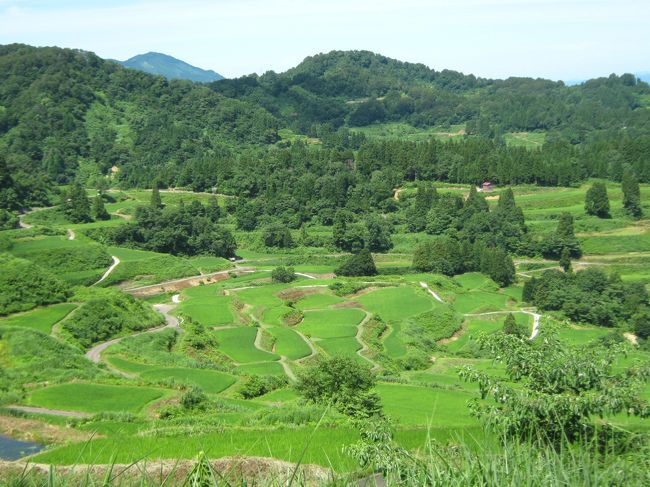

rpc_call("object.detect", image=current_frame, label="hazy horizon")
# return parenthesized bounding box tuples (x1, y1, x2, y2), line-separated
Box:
(1, 0, 649, 81)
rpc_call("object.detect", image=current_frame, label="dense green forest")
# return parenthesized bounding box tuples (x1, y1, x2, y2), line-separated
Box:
(2, 43, 650, 235)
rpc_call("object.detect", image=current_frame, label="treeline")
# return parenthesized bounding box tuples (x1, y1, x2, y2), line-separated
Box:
(89, 196, 237, 258)
(523, 268, 648, 329)
(211, 50, 650, 139)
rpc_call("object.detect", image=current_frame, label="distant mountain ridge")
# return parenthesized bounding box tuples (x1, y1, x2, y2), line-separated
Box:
(117, 52, 223, 82)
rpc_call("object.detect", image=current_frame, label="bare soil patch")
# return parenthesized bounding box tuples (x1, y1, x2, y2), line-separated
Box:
(0, 414, 94, 444)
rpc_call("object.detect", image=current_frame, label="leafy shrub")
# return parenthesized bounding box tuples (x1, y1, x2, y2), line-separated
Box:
(335, 248, 377, 276)
(406, 307, 462, 345)
(260, 222, 295, 248)
(0, 254, 71, 315)
(271, 266, 296, 283)
(62, 289, 164, 348)
(296, 356, 382, 418)
(329, 280, 369, 296)
(239, 375, 288, 399)
(180, 387, 208, 410)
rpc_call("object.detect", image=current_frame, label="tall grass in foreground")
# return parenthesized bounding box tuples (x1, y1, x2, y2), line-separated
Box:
(4, 431, 649, 486)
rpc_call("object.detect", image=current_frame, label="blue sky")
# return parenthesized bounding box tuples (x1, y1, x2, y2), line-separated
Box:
(0, 0, 648, 80)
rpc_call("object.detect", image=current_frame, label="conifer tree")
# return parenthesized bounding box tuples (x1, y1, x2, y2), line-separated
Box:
(559, 247, 572, 273)
(150, 185, 162, 209)
(584, 182, 610, 218)
(64, 182, 91, 223)
(206, 195, 220, 223)
(464, 185, 489, 216)
(503, 313, 526, 337)
(92, 195, 110, 220)
(541, 212, 582, 259)
(408, 182, 437, 232)
(622, 167, 642, 218)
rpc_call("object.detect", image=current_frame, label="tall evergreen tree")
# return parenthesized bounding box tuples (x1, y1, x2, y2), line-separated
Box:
(463, 185, 489, 218)
(541, 212, 582, 259)
(503, 313, 526, 337)
(64, 183, 91, 223)
(480, 246, 516, 287)
(408, 182, 437, 232)
(150, 186, 163, 209)
(206, 195, 221, 223)
(365, 214, 393, 252)
(584, 182, 610, 218)
(559, 247, 572, 273)
(622, 167, 642, 218)
(92, 196, 110, 220)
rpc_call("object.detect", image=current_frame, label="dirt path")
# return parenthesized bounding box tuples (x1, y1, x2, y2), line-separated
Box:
(93, 256, 120, 286)
(294, 330, 318, 362)
(18, 214, 33, 229)
(67, 228, 75, 240)
(4, 405, 91, 418)
(463, 310, 541, 339)
(249, 310, 297, 381)
(124, 267, 257, 297)
(294, 272, 316, 280)
(85, 301, 180, 364)
(355, 311, 380, 371)
(624, 332, 639, 345)
(420, 281, 444, 303)
(393, 187, 403, 201)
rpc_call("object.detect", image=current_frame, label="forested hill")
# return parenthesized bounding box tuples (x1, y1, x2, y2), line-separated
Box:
(0, 44, 278, 193)
(2, 44, 650, 222)
(211, 50, 650, 138)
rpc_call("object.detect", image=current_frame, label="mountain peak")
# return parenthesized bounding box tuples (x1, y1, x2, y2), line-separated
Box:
(117, 52, 223, 82)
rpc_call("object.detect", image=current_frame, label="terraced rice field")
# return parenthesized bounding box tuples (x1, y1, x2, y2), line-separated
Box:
(356, 287, 434, 322)
(0, 303, 76, 334)
(27, 383, 167, 413)
(213, 327, 279, 363)
(297, 308, 365, 339)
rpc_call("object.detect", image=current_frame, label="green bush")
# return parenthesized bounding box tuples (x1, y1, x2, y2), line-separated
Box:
(335, 248, 377, 276)
(62, 288, 164, 348)
(239, 375, 288, 399)
(0, 254, 71, 316)
(271, 266, 296, 283)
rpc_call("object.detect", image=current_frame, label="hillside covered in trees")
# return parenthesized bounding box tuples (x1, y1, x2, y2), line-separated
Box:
(2, 44, 650, 231)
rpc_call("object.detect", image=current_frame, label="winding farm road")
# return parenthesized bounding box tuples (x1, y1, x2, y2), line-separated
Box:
(85, 300, 181, 364)
(17, 214, 33, 229)
(420, 281, 444, 303)
(294, 272, 317, 280)
(93, 256, 120, 286)
(355, 311, 381, 371)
